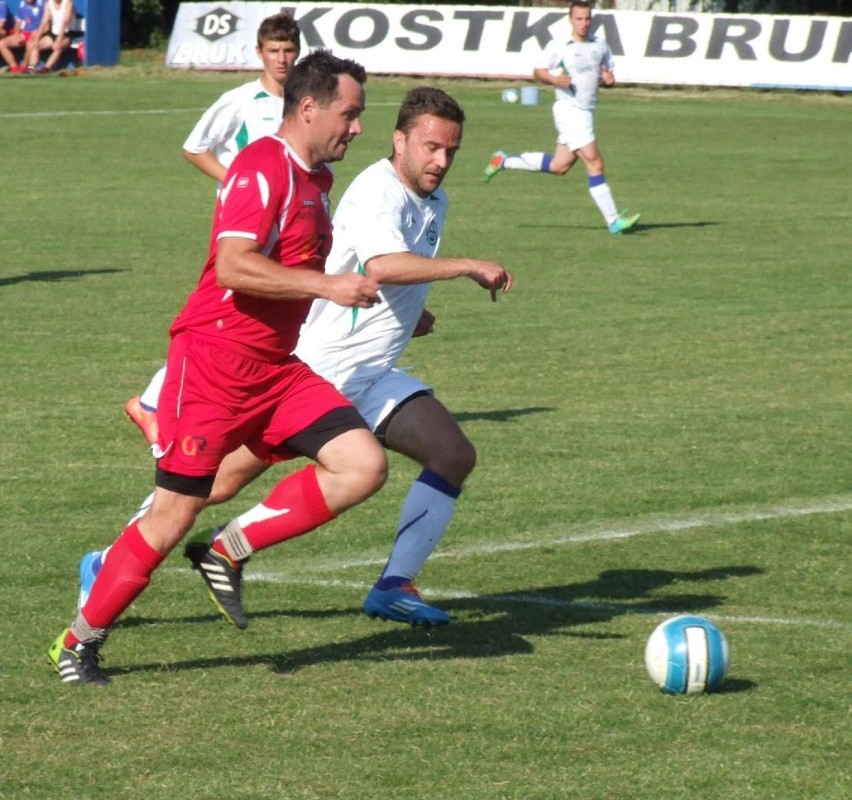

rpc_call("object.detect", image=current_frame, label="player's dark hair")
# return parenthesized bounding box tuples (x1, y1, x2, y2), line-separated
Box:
(257, 11, 300, 50)
(284, 49, 367, 113)
(570, 1, 592, 13)
(394, 87, 465, 136)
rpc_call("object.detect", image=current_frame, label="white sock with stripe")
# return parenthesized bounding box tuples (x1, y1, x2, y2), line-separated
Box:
(504, 152, 549, 172)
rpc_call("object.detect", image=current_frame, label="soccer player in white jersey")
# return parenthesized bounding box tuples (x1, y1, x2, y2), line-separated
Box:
(182, 11, 300, 185)
(484, 1, 641, 235)
(123, 12, 301, 442)
(293, 87, 511, 625)
(80, 88, 513, 629)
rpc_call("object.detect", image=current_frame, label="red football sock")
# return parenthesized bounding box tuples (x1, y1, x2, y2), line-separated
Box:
(79, 520, 165, 630)
(231, 465, 335, 553)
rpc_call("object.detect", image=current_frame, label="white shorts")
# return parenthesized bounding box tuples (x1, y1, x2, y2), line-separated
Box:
(552, 102, 596, 151)
(343, 367, 433, 434)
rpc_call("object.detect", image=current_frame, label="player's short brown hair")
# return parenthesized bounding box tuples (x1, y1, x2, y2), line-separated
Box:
(257, 11, 301, 50)
(284, 49, 367, 112)
(394, 87, 465, 137)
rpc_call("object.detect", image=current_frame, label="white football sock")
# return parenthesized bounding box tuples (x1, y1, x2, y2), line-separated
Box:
(589, 180, 618, 223)
(128, 492, 154, 525)
(140, 364, 167, 410)
(504, 152, 547, 172)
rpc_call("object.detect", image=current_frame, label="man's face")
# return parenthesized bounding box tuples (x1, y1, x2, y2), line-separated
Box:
(570, 7, 592, 40)
(393, 114, 463, 198)
(307, 74, 365, 165)
(257, 39, 300, 86)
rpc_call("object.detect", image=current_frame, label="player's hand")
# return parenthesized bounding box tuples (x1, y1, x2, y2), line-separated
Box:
(469, 261, 513, 302)
(412, 308, 435, 337)
(555, 73, 572, 90)
(601, 68, 615, 86)
(329, 272, 381, 309)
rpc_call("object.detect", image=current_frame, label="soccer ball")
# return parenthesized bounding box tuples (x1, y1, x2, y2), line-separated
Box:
(502, 88, 520, 104)
(644, 615, 730, 695)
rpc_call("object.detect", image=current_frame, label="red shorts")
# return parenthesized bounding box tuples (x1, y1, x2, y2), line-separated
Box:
(156, 333, 353, 477)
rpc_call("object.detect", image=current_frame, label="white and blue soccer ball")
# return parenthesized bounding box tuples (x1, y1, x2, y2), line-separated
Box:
(644, 615, 730, 695)
(501, 88, 520, 104)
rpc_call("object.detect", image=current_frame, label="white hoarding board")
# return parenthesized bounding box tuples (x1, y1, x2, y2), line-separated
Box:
(166, 3, 852, 92)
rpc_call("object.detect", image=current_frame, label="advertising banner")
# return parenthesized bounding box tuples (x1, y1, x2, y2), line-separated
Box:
(165, 3, 852, 92)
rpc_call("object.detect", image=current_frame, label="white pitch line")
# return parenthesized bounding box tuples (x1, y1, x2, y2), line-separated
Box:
(0, 107, 206, 119)
(296, 494, 852, 573)
(0, 100, 403, 121)
(171, 572, 850, 631)
(166, 494, 852, 631)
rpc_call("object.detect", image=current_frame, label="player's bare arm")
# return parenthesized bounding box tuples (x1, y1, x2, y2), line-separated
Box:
(183, 150, 228, 183)
(534, 67, 571, 90)
(324, 272, 382, 308)
(366, 251, 511, 300)
(216, 236, 380, 307)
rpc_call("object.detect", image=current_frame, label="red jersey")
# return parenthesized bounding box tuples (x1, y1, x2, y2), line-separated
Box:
(170, 136, 334, 363)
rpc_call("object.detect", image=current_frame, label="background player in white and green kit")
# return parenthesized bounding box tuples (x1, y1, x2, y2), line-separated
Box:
(124, 12, 301, 439)
(484, 1, 641, 235)
(182, 12, 301, 186)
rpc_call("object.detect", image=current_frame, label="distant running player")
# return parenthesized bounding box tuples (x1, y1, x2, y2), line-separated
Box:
(484, 1, 641, 235)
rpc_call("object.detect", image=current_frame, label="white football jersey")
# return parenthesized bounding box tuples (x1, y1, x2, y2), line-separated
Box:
(296, 158, 448, 391)
(183, 79, 284, 174)
(536, 35, 615, 111)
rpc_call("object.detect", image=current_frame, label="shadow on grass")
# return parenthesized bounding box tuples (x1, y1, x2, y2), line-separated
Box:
(116, 564, 761, 687)
(515, 221, 720, 235)
(454, 406, 555, 423)
(711, 678, 756, 694)
(0, 268, 124, 287)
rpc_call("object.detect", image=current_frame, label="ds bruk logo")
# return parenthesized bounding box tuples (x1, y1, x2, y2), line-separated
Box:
(194, 7, 241, 42)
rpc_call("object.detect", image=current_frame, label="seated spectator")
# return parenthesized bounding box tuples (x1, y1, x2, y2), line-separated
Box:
(0, 0, 45, 73)
(0, 1, 13, 36)
(26, 0, 73, 73)
(0, 0, 15, 66)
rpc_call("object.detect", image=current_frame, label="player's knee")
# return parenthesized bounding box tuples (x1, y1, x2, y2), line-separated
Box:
(207, 478, 239, 506)
(355, 445, 389, 499)
(457, 439, 477, 479)
(431, 437, 476, 486)
(140, 504, 201, 554)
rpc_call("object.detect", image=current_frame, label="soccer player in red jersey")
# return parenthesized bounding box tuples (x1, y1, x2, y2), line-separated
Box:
(48, 50, 386, 686)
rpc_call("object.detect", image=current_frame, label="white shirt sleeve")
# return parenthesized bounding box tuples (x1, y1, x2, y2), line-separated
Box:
(604, 44, 615, 73)
(342, 178, 410, 267)
(535, 39, 563, 72)
(182, 89, 241, 155)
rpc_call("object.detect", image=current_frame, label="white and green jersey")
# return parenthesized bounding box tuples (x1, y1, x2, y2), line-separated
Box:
(296, 158, 448, 387)
(182, 79, 284, 175)
(537, 35, 614, 111)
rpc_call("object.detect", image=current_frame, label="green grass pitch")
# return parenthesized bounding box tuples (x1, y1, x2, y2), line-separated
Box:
(0, 59, 849, 799)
